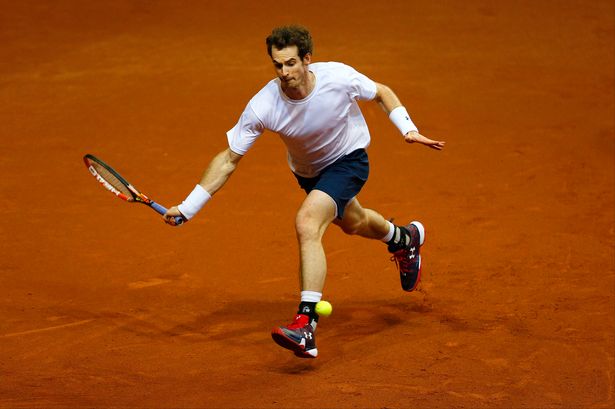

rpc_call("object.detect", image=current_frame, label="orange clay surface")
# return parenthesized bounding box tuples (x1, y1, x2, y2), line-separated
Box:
(1, 1, 613, 408)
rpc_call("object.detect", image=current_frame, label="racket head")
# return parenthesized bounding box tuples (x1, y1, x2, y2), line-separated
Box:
(83, 154, 183, 225)
(83, 154, 139, 202)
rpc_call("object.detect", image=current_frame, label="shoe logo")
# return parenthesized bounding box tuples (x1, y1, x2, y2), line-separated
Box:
(409, 247, 416, 259)
(306, 332, 313, 340)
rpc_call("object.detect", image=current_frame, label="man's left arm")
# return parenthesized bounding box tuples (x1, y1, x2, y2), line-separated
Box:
(374, 82, 445, 150)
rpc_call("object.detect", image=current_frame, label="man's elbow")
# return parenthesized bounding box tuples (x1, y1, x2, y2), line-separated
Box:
(224, 148, 243, 169)
(374, 82, 392, 102)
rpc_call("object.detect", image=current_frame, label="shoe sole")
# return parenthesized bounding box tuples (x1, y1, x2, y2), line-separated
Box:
(271, 328, 318, 358)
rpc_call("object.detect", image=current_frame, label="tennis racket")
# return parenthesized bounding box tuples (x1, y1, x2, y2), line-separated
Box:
(83, 154, 184, 225)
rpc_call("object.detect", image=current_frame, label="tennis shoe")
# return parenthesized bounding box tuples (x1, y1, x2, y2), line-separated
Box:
(271, 314, 318, 358)
(389, 221, 425, 292)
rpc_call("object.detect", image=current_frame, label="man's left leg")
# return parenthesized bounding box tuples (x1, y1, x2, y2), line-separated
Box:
(333, 197, 389, 239)
(334, 198, 425, 292)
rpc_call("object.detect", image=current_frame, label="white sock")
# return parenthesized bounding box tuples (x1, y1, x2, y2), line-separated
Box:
(301, 291, 322, 303)
(381, 220, 395, 242)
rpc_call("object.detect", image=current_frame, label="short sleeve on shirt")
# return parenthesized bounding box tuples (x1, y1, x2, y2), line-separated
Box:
(226, 104, 265, 155)
(344, 64, 377, 101)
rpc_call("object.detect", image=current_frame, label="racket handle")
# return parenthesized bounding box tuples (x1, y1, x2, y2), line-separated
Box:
(151, 201, 184, 226)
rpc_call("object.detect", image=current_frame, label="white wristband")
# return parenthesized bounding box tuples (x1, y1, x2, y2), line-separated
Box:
(389, 106, 418, 136)
(177, 184, 211, 220)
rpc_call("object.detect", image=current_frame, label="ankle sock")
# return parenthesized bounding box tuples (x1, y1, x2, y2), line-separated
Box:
(298, 290, 322, 322)
(298, 301, 319, 322)
(381, 221, 395, 242)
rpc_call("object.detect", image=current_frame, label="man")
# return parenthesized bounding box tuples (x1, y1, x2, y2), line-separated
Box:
(164, 26, 445, 358)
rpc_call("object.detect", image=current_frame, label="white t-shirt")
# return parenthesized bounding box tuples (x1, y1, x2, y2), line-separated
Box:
(226, 62, 377, 177)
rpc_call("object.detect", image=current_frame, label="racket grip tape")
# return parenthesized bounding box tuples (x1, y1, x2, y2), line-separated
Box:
(151, 201, 184, 226)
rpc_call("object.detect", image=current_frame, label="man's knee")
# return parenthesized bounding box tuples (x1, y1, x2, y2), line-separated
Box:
(295, 209, 324, 242)
(295, 191, 337, 242)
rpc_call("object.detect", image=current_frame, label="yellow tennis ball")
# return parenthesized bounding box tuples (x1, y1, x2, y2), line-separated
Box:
(315, 301, 332, 317)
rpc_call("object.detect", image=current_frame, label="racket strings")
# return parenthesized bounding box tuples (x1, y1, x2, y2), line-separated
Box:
(87, 161, 133, 198)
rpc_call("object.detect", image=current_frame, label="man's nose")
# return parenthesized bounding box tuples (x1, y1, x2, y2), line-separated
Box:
(282, 66, 289, 76)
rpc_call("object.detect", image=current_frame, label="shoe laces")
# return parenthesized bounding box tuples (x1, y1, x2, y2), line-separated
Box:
(391, 249, 413, 273)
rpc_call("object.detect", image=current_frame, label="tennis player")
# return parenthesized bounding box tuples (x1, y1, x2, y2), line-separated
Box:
(164, 25, 445, 358)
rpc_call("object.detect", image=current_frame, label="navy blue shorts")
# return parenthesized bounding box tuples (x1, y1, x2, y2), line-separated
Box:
(294, 149, 369, 219)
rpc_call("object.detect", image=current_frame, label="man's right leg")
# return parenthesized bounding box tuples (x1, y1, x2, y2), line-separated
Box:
(271, 190, 337, 358)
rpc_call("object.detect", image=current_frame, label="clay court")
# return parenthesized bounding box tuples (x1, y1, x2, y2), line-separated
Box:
(1, 1, 613, 407)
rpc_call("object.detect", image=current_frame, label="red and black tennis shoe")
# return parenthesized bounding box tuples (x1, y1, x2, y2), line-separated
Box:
(389, 221, 425, 292)
(271, 314, 318, 358)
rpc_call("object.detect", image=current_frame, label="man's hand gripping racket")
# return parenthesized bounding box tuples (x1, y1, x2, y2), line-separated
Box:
(162, 206, 185, 226)
(83, 154, 185, 226)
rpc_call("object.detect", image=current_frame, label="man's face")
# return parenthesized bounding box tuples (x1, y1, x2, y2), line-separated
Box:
(271, 45, 311, 88)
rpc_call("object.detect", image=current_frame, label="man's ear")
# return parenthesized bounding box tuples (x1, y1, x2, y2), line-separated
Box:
(303, 53, 312, 65)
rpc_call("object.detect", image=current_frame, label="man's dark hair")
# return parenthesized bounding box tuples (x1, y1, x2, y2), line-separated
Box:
(266, 25, 313, 59)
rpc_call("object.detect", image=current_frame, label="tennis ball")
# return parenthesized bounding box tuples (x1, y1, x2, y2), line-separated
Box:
(315, 300, 333, 317)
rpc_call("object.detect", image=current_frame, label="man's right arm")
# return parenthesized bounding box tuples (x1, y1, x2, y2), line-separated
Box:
(197, 148, 243, 195)
(163, 148, 243, 225)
